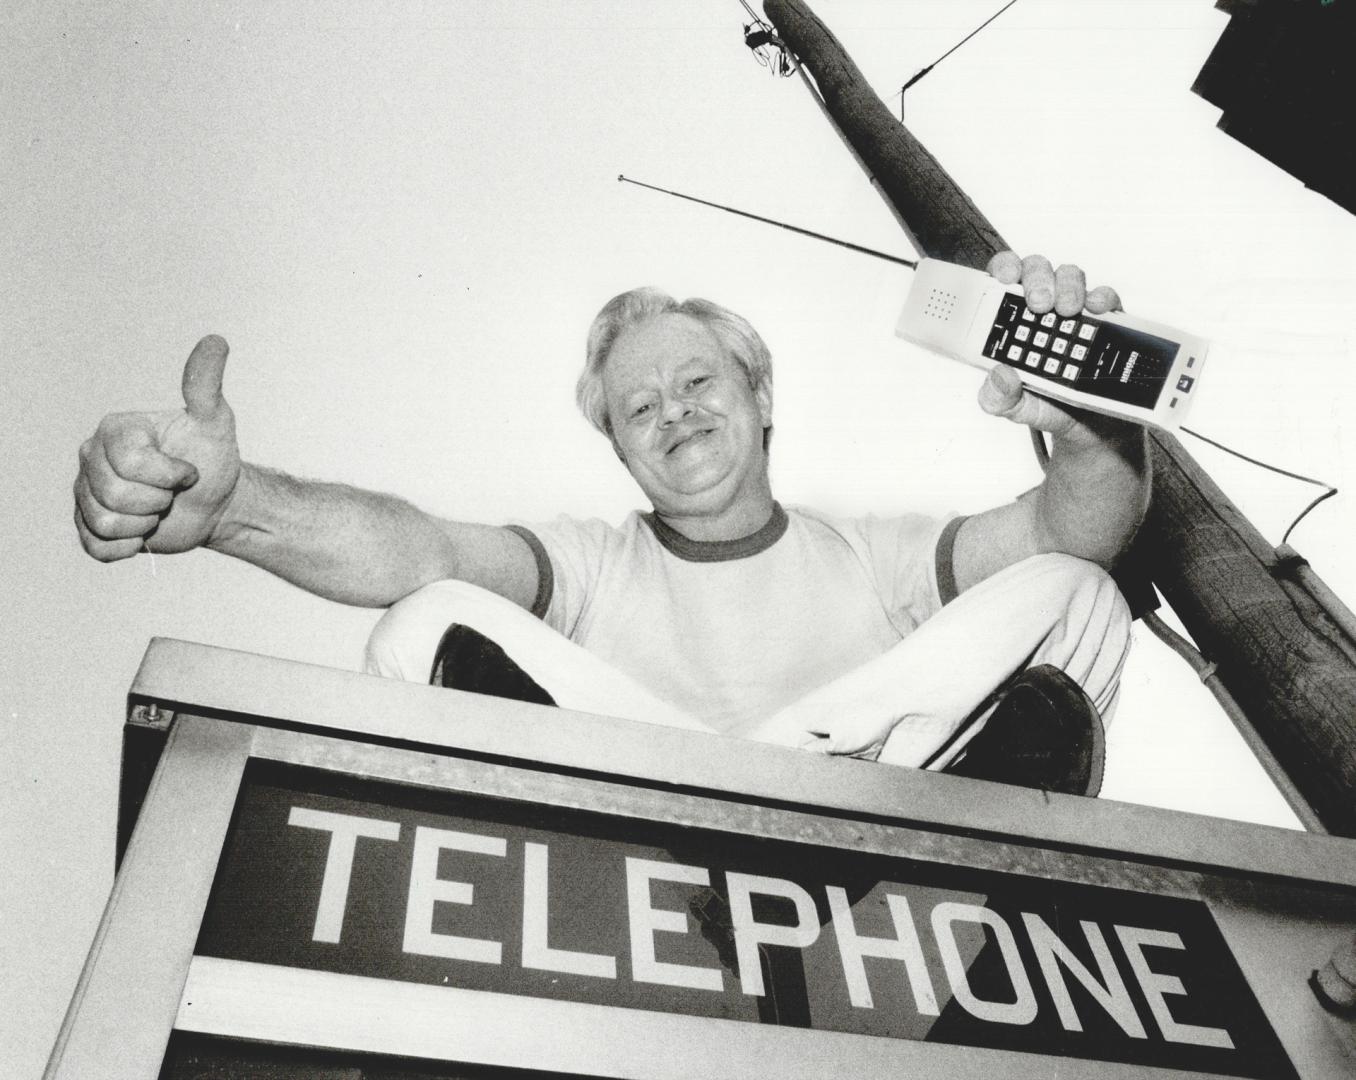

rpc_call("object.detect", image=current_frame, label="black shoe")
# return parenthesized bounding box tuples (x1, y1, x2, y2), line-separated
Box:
(945, 665, 1105, 796)
(431, 624, 557, 707)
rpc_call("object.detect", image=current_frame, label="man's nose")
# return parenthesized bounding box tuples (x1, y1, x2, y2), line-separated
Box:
(659, 394, 694, 425)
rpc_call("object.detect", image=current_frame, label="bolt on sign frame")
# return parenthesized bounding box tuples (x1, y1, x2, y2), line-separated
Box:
(47, 638, 1356, 1079)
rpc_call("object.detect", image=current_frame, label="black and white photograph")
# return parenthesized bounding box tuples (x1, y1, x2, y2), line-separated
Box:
(6, 1, 1356, 1076)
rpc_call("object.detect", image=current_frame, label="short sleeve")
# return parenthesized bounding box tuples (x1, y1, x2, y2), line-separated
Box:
(853, 511, 960, 632)
(508, 514, 620, 639)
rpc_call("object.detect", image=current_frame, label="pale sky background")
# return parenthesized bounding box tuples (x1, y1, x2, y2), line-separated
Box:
(5, 1, 1355, 1076)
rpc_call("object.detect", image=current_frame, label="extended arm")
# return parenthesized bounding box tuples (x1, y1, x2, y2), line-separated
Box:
(951, 253, 1151, 593)
(74, 336, 538, 609)
(205, 464, 537, 607)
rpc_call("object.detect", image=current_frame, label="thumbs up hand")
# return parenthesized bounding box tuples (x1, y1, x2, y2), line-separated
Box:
(75, 335, 242, 560)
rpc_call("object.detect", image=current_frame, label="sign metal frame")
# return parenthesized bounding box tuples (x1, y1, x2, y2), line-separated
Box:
(45, 638, 1356, 1079)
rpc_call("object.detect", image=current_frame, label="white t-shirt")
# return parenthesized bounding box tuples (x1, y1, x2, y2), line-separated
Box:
(515, 504, 956, 737)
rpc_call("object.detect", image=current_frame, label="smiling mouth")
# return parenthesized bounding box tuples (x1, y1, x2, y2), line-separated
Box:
(667, 429, 714, 455)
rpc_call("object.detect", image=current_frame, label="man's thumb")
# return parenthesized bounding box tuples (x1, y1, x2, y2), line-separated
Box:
(977, 365, 1024, 418)
(182, 334, 230, 420)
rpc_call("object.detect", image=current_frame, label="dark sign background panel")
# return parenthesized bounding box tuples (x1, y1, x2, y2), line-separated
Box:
(160, 1030, 608, 1080)
(196, 763, 1295, 1078)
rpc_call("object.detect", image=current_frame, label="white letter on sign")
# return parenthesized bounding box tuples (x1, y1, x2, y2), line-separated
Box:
(1022, 914, 1146, 1038)
(726, 873, 820, 997)
(625, 857, 723, 992)
(827, 885, 938, 1013)
(287, 806, 400, 944)
(932, 902, 1038, 1026)
(403, 826, 506, 964)
(1115, 925, 1234, 1048)
(522, 842, 617, 979)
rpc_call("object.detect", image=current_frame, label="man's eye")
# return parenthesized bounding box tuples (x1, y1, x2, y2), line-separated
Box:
(686, 376, 709, 390)
(631, 403, 653, 419)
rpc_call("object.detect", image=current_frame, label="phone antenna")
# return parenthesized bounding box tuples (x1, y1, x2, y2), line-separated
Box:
(617, 175, 917, 269)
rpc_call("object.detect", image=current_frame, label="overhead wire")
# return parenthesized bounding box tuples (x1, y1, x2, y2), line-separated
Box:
(1138, 608, 1327, 832)
(892, 0, 1021, 104)
(1180, 425, 1338, 545)
(736, 0, 766, 25)
(1036, 421, 1337, 548)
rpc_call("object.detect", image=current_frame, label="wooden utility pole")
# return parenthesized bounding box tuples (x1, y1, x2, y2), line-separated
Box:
(763, 0, 1356, 835)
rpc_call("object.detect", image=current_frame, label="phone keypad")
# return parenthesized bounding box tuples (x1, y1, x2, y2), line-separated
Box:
(978, 289, 1183, 411)
(984, 294, 1100, 384)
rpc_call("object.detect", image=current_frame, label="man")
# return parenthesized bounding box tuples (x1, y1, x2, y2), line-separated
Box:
(74, 252, 1141, 793)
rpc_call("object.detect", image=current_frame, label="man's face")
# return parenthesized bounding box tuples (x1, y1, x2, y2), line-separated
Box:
(602, 313, 772, 521)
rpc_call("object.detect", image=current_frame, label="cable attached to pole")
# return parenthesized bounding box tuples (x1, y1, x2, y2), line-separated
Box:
(1181, 425, 1338, 545)
(738, 0, 796, 76)
(893, 0, 1020, 117)
(1140, 609, 1327, 833)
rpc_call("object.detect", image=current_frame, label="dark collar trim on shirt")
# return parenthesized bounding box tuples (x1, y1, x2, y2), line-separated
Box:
(642, 502, 789, 562)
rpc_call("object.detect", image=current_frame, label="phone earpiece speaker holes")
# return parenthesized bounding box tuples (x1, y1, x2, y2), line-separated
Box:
(923, 288, 958, 321)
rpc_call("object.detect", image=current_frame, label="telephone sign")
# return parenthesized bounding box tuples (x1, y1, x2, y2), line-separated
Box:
(197, 762, 1296, 1078)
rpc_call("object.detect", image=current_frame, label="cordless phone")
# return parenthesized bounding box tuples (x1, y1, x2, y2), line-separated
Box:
(895, 259, 1207, 428)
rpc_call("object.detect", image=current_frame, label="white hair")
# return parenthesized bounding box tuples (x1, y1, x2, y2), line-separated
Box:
(576, 287, 773, 444)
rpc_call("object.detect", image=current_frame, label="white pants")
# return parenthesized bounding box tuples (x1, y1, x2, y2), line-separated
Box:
(365, 553, 1131, 769)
